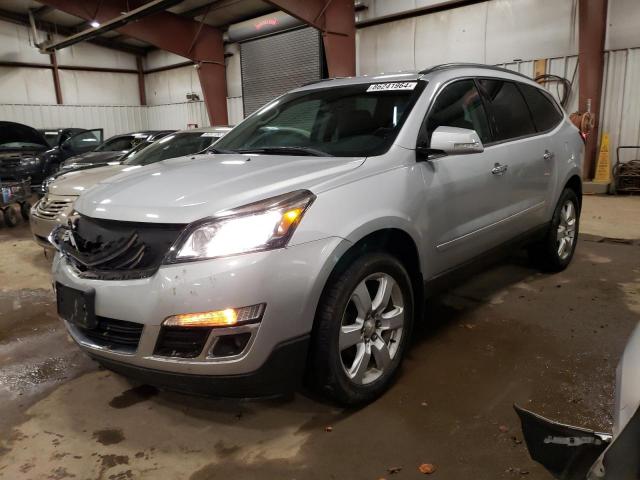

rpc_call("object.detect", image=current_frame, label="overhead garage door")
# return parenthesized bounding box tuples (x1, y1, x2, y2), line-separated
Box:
(240, 27, 322, 116)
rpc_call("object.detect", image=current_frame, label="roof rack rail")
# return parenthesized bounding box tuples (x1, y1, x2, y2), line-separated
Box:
(302, 77, 347, 87)
(418, 63, 532, 80)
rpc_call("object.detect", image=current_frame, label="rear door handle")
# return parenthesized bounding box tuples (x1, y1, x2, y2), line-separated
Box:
(492, 163, 508, 175)
(543, 150, 554, 160)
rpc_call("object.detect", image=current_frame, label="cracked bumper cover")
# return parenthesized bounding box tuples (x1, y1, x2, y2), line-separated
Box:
(52, 236, 346, 394)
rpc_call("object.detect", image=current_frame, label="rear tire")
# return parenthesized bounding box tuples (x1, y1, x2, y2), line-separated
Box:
(529, 188, 580, 272)
(308, 252, 414, 406)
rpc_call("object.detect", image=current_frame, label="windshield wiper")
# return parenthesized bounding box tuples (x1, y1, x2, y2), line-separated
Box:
(206, 147, 237, 154)
(236, 146, 333, 157)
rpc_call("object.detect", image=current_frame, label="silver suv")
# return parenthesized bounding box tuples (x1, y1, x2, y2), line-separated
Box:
(51, 64, 583, 405)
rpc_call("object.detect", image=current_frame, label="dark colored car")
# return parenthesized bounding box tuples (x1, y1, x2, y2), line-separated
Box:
(38, 128, 86, 147)
(59, 130, 175, 172)
(0, 122, 103, 187)
(40, 128, 227, 194)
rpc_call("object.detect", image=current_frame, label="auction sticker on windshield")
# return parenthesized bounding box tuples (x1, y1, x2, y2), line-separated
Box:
(367, 82, 417, 92)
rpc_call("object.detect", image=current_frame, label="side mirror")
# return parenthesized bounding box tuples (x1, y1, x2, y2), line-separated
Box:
(429, 126, 484, 155)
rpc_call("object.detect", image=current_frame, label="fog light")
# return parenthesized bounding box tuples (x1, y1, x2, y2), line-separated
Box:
(163, 303, 265, 328)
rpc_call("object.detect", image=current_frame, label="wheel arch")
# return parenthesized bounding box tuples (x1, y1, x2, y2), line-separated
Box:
(564, 174, 583, 209)
(313, 227, 424, 331)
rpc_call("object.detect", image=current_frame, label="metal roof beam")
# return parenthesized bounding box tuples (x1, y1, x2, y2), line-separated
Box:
(0, 7, 148, 55)
(38, 0, 228, 124)
(40, 0, 183, 52)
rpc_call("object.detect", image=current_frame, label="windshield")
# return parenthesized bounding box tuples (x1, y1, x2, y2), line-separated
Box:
(95, 135, 145, 152)
(214, 81, 426, 157)
(119, 141, 152, 163)
(123, 132, 221, 166)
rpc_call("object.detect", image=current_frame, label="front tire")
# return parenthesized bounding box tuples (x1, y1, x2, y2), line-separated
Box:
(530, 188, 580, 272)
(308, 252, 414, 406)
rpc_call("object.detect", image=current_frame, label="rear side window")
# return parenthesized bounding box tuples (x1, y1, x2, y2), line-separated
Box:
(518, 84, 563, 132)
(423, 79, 492, 144)
(478, 79, 536, 142)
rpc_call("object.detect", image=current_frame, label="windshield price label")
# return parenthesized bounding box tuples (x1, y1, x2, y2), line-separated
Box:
(201, 132, 224, 137)
(366, 82, 417, 92)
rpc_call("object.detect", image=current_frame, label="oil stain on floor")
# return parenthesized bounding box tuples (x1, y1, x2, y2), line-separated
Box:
(0, 224, 639, 479)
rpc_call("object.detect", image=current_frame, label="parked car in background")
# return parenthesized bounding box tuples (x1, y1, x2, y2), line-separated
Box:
(50, 64, 583, 405)
(0, 122, 103, 188)
(0, 122, 50, 182)
(31, 126, 230, 250)
(38, 128, 86, 148)
(58, 130, 174, 173)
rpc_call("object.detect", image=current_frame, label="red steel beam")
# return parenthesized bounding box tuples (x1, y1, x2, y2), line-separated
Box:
(49, 50, 63, 104)
(265, 0, 356, 78)
(136, 56, 147, 105)
(579, 0, 608, 180)
(38, 0, 228, 125)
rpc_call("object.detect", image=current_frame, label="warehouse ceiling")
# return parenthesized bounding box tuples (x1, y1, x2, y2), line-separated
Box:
(0, 0, 278, 55)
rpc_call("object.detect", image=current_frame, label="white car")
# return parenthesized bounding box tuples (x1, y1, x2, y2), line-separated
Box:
(30, 126, 231, 249)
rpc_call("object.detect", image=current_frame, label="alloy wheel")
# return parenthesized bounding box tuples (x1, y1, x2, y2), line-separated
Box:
(556, 200, 577, 260)
(339, 273, 405, 385)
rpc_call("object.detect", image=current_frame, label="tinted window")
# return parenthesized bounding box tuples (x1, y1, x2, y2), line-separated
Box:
(478, 79, 536, 141)
(423, 79, 491, 144)
(215, 81, 426, 157)
(518, 84, 563, 132)
(96, 135, 138, 152)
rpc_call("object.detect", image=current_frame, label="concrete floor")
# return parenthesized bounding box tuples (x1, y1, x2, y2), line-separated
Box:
(1, 199, 639, 480)
(581, 194, 640, 241)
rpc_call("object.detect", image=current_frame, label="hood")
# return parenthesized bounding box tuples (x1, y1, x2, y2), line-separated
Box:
(64, 151, 123, 166)
(75, 153, 365, 224)
(48, 165, 127, 197)
(0, 122, 49, 148)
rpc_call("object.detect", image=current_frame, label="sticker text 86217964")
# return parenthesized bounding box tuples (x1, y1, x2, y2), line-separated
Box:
(366, 82, 417, 92)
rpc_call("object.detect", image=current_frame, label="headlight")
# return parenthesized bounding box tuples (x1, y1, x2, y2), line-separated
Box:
(20, 157, 41, 167)
(167, 190, 315, 262)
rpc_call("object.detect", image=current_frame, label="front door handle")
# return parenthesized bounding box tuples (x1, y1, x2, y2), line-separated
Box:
(543, 150, 554, 160)
(492, 163, 508, 175)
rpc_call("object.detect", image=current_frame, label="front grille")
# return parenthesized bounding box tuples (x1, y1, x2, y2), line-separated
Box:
(53, 215, 186, 280)
(77, 317, 144, 353)
(154, 327, 211, 358)
(34, 197, 74, 220)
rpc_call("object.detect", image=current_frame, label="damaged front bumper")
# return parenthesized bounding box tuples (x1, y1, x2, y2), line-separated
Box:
(52, 235, 343, 395)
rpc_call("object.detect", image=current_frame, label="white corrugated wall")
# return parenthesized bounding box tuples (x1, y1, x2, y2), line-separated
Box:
(226, 97, 244, 126)
(600, 48, 640, 166)
(146, 101, 210, 130)
(0, 104, 146, 138)
(497, 55, 580, 114)
(0, 101, 219, 137)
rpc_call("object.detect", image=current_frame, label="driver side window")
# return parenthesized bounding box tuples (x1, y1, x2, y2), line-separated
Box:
(421, 79, 492, 146)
